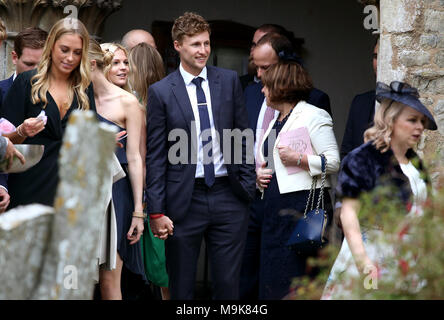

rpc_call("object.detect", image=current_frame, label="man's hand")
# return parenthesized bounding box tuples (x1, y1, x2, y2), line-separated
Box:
(4, 137, 25, 170)
(150, 215, 174, 240)
(0, 188, 10, 213)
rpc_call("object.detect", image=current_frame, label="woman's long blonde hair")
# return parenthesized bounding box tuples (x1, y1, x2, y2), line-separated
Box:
(31, 18, 91, 110)
(88, 39, 114, 71)
(128, 42, 165, 107)
(100, 42, 131, 92)
(364, 99, 406, 152)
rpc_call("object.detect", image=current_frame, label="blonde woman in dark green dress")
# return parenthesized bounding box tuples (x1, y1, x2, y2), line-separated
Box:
(128, 42, 171, 300)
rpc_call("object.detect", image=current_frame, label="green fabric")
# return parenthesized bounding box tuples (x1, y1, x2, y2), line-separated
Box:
(141, 219, 169, 287)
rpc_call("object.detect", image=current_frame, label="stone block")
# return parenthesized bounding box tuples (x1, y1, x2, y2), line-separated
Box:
(434, 100, 444, 116)
(0, 204, 54, 299)
(31, 111, 117, 300)
(399, 50, 431, 67)
(420, 34, 438, 49)
(424, 10, 444, 32)
(378, 34, 407, 84)
(0, 111, 118, 300)
(381, 0, 420, 32)
(434, 50, 444, 68)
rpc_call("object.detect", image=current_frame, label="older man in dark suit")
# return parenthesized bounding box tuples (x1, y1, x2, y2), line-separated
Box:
(146, 12, 256, 300)
(239, 31, 332, 299)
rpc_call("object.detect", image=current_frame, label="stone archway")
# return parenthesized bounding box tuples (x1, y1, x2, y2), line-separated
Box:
(0, 0, 123, 78)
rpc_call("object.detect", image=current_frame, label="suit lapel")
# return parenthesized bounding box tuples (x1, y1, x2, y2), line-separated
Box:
(170, 70, 195, 133)
(207, 66, 222, 135)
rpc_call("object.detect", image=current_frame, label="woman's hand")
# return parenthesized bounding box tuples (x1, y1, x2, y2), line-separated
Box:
(18, 118, 45, 138)
(4, 137, 25, 170)
(115, 130, 127, 148)
(277, 145, 299, 167)
(256, 162, 273, 189)
(127, 216, 144, 245)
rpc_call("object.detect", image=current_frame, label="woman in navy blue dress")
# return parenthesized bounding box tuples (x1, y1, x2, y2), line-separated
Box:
(89, 40, 146, 299)
(254, 53, 340, 299)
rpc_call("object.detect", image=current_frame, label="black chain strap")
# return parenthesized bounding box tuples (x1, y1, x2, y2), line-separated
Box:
(303, 154, 327, 217)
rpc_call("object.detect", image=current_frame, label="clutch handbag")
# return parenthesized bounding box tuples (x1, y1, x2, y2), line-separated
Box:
(287, 154, 329, 253)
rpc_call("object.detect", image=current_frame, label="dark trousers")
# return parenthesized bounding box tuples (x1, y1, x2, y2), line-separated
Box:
(165, 177, 249, 300)
(239, 191, 264, 300)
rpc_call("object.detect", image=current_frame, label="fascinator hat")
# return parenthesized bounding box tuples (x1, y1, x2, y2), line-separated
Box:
(376, 81, 437, 130)
(278, 50, 304, 67)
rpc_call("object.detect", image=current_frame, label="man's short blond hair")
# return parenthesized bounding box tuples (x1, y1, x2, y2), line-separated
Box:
(171, 12, 211, 43)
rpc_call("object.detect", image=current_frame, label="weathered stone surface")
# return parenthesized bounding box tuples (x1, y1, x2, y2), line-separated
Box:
(30, 110, 117, 300)
(381, 0, 420, 33)
(394, 35, 415, 49)
(439, 36, 444, 49)
(434, 50, 444, 68)
(420, 34, 438, 49)
(424, 9, 444, 32)
(378, 33, 407, 83)
(0, 204, 54, 299)
(0, 111, 117, 300)
(399, 50, 431, 67)
(434, 100, 444, 116)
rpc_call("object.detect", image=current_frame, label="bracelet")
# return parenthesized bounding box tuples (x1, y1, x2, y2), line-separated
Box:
(132, 211, 147, 219)
(296, 153, 303, 166)
(150, 213, 165, 220)
(16, 124, 26, 138)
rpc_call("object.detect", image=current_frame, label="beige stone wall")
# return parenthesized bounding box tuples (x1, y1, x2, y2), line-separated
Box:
(379, 0, 443, 186)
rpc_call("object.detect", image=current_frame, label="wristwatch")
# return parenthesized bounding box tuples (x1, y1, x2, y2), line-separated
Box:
(296, 153, 303, 166)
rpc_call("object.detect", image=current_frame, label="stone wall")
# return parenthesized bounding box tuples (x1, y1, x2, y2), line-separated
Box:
(379, 0, 444, 186)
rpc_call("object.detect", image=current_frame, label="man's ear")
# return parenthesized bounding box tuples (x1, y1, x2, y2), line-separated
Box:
(11, 50, 18, 65)
(173, 40, 181, 52)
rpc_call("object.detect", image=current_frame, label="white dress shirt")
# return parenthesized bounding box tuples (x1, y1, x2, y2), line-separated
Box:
(179, 64, 227, 178)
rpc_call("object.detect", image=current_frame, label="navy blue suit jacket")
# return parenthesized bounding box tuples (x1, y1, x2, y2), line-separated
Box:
(244, 82, 332, 133)
(146, 66, 256, 223)
(0, 75, 14, 105)
(0, 75, 14, 190)
(340, 90, 376, 159)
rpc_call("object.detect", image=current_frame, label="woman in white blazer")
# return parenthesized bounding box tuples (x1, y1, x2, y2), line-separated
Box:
(254, 52, 340, 299)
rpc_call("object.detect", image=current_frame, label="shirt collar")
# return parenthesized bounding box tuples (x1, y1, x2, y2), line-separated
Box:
(179, 63, 208, 86)
(12, 71, 17, 81)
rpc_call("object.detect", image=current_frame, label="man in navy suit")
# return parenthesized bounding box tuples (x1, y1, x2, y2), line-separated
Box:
(0, 27, 47, 213)
(340, 38, 379, 159)
(146, 12, 256, 300)
(0, 27, 47, 103)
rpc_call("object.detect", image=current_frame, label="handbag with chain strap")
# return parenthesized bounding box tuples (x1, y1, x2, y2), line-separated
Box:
(287, 154, 329, 254)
